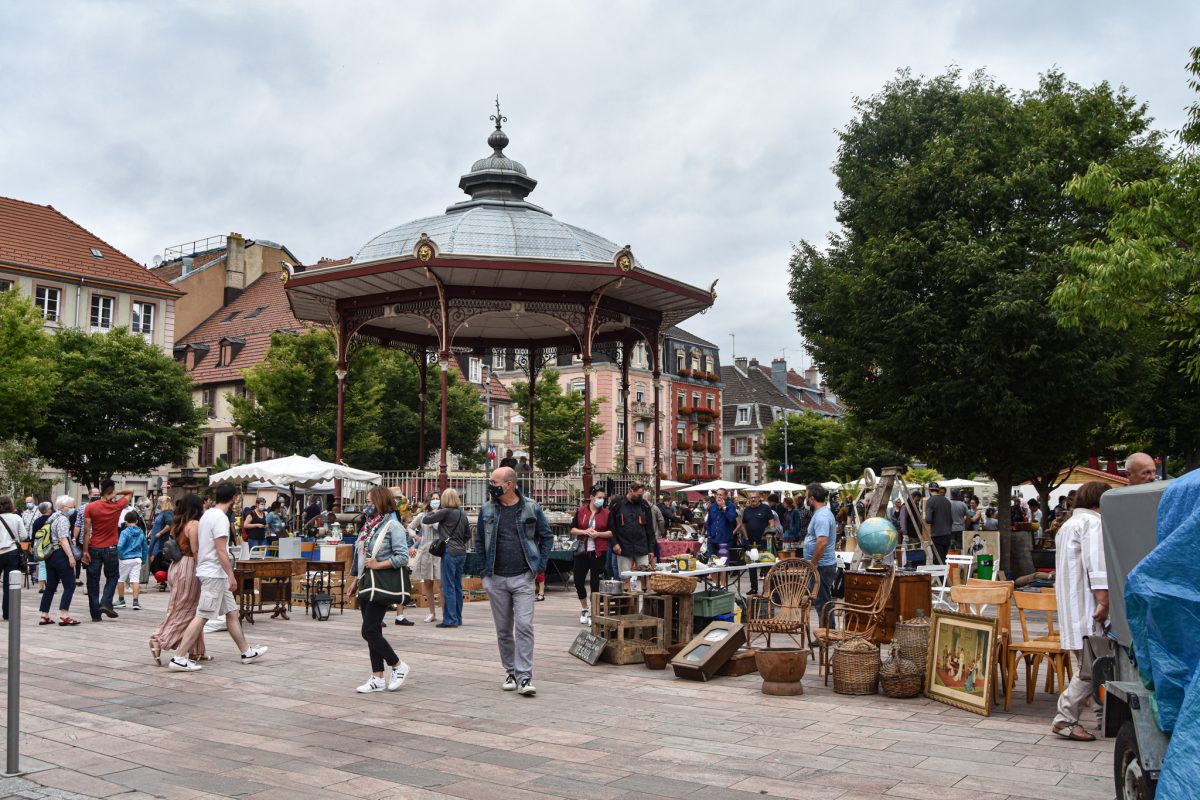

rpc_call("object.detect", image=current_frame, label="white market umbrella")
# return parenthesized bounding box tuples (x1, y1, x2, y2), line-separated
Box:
(209, 454, 381, 488)
(820, 481, 842, 491)
(659, 480, 690, 491)
(937, 478, 989, 489)
(676, 479, 756, 494)
(754, 480, 808, 493)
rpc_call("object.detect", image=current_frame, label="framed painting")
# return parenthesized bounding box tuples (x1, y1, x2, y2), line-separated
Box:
(925, 610, 998, 716)
(960, 530, 1001, 578)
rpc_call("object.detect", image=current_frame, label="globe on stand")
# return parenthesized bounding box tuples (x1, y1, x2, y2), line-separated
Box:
(856, 517, 899, 572)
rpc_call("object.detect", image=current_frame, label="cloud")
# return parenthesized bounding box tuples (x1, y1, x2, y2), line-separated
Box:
(2, 0, 1196, 368)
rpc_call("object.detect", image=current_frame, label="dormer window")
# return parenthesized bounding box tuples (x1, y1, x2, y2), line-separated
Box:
(735, 405, 751, 425)
(218, 337, 246, 367)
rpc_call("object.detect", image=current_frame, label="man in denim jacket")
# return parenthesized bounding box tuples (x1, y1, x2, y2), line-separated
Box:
(476, 466, 553, 696)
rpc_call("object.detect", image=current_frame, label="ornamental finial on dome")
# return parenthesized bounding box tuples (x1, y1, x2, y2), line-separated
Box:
(488, 95, 509, 154)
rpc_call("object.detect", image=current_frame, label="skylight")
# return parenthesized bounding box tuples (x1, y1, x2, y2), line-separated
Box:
(223, 310, 241, 323)
(244, 306, 268, 319)
(89, 247, 103, 258)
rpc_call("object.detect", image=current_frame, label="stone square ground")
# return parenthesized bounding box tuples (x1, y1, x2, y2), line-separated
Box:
(0, 582, 1114, 800)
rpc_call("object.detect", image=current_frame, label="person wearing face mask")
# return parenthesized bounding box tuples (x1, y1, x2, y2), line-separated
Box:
(610, 481, 657, 587)
(21, 496, 37, 537)
(803, 483, 839, 627)
(475, 466, 553, 696)
(420, 488, 470, 628)
(570, 487, 612, 625)
(410, 493, 443, 624)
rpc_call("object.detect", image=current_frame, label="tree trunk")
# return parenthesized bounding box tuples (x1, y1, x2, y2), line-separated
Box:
(996, 471, 1013, 577)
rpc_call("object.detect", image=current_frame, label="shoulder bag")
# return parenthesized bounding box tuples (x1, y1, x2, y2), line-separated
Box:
(359, 518, 412, 607)
(0, 517, 28, 574)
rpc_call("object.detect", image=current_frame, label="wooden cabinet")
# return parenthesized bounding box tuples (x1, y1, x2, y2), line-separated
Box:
(843, 571, 932, 643)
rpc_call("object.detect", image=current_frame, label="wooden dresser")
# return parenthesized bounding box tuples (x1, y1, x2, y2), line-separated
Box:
(842, 571, 932, 643)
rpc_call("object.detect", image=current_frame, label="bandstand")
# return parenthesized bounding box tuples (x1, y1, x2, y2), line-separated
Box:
(285, 107, 716, 498)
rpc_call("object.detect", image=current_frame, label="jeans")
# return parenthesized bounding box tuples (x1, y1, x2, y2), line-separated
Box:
(440, 553, 466, 626)
(932, 536, 951, 565)
(483, 572, 536, 682)
(86, 546, 119, 620)
(359, 600, 400, 673)
(605, 549, 620, 580)
(815, 565, 839, 627)
(39, 548, 75, 614)
(246, 536, 265, 553)
(573, 551, 604, 600)
(0, 549, 24, 620)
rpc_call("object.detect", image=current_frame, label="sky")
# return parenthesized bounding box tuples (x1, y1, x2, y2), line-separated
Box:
(2, 1, 1197, 371)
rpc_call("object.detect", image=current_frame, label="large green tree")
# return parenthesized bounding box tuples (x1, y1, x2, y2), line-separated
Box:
(33, 328, 204, 488)
(761, 412, 907, 483)
(508, 367, 605, 473)
(0, 288, 54, 437)
(790, 68, 1162, 576)
(230, 331, 486, 470)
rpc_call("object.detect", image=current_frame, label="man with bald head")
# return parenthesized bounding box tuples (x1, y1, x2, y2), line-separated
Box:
(1125, 452, 1157, 486)
(475, 466, 553, 697)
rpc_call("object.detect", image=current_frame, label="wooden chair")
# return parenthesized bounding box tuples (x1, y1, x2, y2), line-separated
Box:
(1005, 589, 1073, 711)
(813, 566, 895, 685)
(950, 581, 1014, 709)
(745, 558, 817, 650)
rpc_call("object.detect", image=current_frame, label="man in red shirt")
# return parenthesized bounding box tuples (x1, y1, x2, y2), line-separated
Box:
(82, 479, 134, 621)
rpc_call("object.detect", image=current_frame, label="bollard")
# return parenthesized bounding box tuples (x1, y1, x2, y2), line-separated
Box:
(6, 570, 20, 775)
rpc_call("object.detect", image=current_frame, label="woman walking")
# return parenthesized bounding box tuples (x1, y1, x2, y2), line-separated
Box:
(149, 494, 206, 665)
(409, 492, 442, 623)
(0, 496, 27, 621)
(421, 488, 471, 628)
(569, 486, 611, 626)
(36, 496, 80, 626)
(348, 486, 411, 693)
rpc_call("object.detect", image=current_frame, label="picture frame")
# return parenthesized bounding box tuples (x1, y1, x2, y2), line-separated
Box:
(924, 610, 998, 716)
(960, 530, 1000, 575)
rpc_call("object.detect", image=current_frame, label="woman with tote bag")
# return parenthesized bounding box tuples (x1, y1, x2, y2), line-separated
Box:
(348, 486, 412, 693)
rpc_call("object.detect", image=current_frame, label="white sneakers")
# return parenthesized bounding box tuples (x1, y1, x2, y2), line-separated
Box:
(579, 609, 591, 625)
(358, 661, 410, 693)
(502, 673, 518, 691)
(517, 677, 537, 697)
(168, 657, 201, 672)
(240, 645, 268, 664)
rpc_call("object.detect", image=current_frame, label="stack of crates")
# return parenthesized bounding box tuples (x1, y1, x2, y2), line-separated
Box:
(590, 614, 664, 665)
(640, 593, 695, 647)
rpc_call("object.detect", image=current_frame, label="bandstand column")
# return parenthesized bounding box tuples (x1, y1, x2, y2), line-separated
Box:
(582, 355, 594, 493)
(621, 341, 631, 473)
(334, 317, 349, 512)
(438, 350, 450, 492)
(649, 330, 663, 498)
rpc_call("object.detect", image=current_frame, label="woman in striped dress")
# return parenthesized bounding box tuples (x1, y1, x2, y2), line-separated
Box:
(149, 494, 207, 665)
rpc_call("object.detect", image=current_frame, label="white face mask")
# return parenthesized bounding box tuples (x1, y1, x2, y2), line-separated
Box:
(430, 499, 441, 509)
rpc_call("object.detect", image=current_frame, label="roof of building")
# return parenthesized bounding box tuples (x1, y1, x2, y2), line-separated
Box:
(150, 249, 226, 284)
(0, 196, 181, 296)
(719, 363, 804, 430)
(756, 365, 843, 417)
(177, 272, 308, 384)
(665, 326, 719, 350)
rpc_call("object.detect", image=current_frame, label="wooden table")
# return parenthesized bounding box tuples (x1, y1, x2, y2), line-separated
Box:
(234, 558, 302, 623)
(843, 570, 933, 643)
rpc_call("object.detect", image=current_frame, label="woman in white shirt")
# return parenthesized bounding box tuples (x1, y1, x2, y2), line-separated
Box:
(0, 496, 29, 621)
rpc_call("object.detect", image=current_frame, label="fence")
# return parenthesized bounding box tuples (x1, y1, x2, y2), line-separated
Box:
(347, 470, 653, 513)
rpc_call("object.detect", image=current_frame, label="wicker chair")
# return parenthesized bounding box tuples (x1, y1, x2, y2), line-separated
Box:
(745, 558, 818, 650)
(813, 565, 895, 685)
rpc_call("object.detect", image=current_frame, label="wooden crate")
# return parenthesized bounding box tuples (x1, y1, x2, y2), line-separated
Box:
(591, 592, 636, 619)
(640, 593, 695, 647)
(717, 648, 759, 677)
(591, 614, 664, 665)
(463, 590, 489, 603)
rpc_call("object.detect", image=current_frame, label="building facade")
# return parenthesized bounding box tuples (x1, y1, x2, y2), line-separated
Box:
(720, 356, 806, 485)
(663, 327, 722, 483)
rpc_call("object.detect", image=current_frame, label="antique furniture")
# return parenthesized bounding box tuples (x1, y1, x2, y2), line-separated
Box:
(1005, 588, 1073, 711)
(233, 558, 298, 624)
(950, 580, 1015, 709)
(842, 570, 932, 643)
(814, 566, 895, 684)
(745, 557, 817, 650)
(671, 621, 747, 681)
(300, 560, 347, 615)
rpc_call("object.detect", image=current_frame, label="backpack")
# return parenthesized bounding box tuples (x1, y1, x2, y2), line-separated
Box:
(33, 514, 60, 561)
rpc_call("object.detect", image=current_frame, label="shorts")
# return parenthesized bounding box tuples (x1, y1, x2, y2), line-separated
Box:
(118, 558, 143, 585)
(196, 575, 238, 620)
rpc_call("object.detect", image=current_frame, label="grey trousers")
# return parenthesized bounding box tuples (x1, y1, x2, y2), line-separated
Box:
(484, 572, 537, 682)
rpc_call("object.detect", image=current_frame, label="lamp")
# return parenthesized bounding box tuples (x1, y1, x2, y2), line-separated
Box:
(312, 593, 333, 621)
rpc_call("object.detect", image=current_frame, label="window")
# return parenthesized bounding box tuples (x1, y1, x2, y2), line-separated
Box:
(635, 423, 645, 444)
(237, 385, 251, 399)
(617, 421, 626, 441)
(492, 349, 506, 370)
(735, 438, 751, 456)
(222, 310, 240, 323)
(0, 279, 12, 293)
(677, 392, 686, 410)
(491, 404, 503, 429)
(692, 392, 700, 409)
(35, 286, 60, 321)
(706, 394, 714, 410)
(570, 378, 585, 395)
(635, 385, 645, 403)
(677, 462, 686, 477)
(89, 295, 114, 331)
(201, 388, 216, 417)
(700, 353, 708, 373)
(198, 435, 215, 467)
(469, 357, 483, 384)
(690, 350, 701, 371)
(708, 430, 716, 445)
(736, 405, 751, 425)
(89, 247, 104, 259)
(633, 343, 648, 368)
(635, 459, 644, 473)
(244, 306, 268, 319)
(675, 350, 685, 373)
(737, 465, 751, 483)
(709, 463, 717, 476)
(131, 301, 155, 341)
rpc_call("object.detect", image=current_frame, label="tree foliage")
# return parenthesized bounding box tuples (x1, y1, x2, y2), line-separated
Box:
(0, 289, 54, 436)
(789, 68, 1163, 575)
(230, 331, 487, 470)
(760, 412, 907, 481)
(508, 367, 605, 473)
(33, 328, 204, 487)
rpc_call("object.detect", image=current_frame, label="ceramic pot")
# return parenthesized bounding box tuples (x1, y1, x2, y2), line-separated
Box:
(755, 648, 808, 696)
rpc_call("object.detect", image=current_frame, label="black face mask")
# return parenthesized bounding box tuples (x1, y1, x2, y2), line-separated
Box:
(488, 483, 506, 501)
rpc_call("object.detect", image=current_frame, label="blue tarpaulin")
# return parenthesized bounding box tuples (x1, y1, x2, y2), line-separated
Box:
(1125, 469, 1200, 797)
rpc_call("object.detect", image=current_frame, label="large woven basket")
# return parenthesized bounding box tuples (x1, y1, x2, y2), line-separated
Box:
(832, 636, 881, 695)
(878, 644, 922, 699)
(894, 614, 931, 676)
(648, 573, 698, 596)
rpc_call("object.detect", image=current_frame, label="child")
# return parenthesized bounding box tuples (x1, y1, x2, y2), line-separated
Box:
(116, 511, 149, 610)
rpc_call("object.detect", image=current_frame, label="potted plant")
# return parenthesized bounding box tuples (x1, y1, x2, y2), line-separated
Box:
(679, 368, 692, 378)
(707, 371, 720, 382)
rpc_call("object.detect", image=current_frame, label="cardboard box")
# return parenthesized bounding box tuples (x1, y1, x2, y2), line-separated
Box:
(462, 576, 484, 591)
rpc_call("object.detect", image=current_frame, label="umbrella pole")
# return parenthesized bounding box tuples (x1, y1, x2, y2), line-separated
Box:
(290, 485, 297, 536)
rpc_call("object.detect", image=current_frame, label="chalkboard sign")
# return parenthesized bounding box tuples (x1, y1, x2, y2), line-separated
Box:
(569, 631, 608, 665)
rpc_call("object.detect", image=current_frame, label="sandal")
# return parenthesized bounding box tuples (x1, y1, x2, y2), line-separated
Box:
(39, 616, 55, 625)
(58, 617, 80, 626)
(1052, 723, 1096, 742)
(149, 637, 162, 666)
(535, 594, 545, 602)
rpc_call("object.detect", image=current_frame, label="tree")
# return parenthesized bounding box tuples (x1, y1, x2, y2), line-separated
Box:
(231, 331, 487, 470)
(508, 367, 605, 473)
(0, 437, 50, 499)
(789, 68, 1162, 576)
(1053, 48, 1200, 384)
(760, 412, 907, 482)
(0, 289, 54, 437)
(33, 328, 204, 488)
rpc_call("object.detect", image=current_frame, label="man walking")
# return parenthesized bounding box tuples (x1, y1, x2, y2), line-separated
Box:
(82, 480, 134, 621)
(737, 492, 776, 595)
(949, 490, 969, 550)
(804, 484, 839, 626)
(610, 482, 657, 583)
(475, 466, 553, 697)
(924, 483, 953, 564)
(170, 483, 268, 671)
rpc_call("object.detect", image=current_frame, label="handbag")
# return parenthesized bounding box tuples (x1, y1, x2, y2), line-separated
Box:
(359, 518, 412, 607)
(0, 517, 28, 574)
(162, 534, 183, 563)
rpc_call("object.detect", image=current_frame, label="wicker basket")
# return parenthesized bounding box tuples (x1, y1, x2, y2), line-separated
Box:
(832, 636, 881, 695)
(894, 614, 931, 676)
(878, 644, 922, 699)
(648, 573, 698, 596)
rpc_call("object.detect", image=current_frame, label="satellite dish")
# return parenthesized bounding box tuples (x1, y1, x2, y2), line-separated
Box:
(153, 255, 163, 266)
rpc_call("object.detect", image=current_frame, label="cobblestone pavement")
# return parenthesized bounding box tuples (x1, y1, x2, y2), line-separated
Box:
(0, 583, 1114, 800)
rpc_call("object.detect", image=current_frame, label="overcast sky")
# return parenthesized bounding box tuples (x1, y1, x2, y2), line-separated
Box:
(3, 1, 1196, 369)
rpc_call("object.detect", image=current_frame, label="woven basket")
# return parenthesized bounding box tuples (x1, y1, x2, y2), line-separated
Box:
(832, 636, 881, 695)
(648, 573, 698, 596)
(894, 614, 931, 676)
(878, 644, 922, 699)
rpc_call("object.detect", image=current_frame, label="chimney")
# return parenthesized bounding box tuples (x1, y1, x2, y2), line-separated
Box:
(804, 364, 820, 386)
(770, 358, 788, 395)
(224, 232, 246, 306)
(748, 357, 759, 368)
(734, 356, 749, 373)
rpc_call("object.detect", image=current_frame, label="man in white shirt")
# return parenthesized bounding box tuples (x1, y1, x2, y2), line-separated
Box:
(170, 483, 267, 672)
